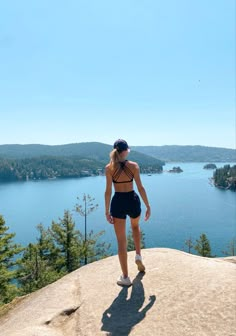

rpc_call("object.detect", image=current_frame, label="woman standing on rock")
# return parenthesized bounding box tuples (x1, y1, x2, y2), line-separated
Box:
(105, 139, 151, 286)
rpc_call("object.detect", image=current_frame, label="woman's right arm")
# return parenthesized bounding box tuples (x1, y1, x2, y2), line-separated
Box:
(104, 165, 113, 224)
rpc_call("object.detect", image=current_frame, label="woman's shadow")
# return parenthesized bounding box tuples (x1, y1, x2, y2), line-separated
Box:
(101, 272, 156, 336)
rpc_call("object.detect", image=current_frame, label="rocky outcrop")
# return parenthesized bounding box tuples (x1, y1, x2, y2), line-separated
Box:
(203, 163, 217, 169)
(0, 248, 235, 336)
(168, 166, 183, 173)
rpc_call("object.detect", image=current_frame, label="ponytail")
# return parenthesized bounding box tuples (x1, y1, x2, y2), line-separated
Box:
(109, 148, 120, 171)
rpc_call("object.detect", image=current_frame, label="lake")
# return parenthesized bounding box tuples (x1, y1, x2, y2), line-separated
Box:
(0, 162, 235, 257)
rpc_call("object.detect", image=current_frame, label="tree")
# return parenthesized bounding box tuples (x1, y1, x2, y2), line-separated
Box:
(16, 224, 63, 294)
(16, 242, 60, 294)
(17, 205, 111, 296)
(75, 194, 111, 264)
(36, 223, 60, 267)
(75, 194, 98, 265)
(127, 228, 146, 252)
(194, 233, 213, 257)
(0, 215, 23, 305)
(184, 236, 194, 254)
(213, 164, 236, 190)
(222, 238, 236, 256)
(78, 229, 111, 264)
(50, 210, 81, 273)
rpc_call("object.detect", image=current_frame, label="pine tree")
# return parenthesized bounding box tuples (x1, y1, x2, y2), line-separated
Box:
(194, 233, 213, 257)
(222, 237, 236, 256)
(36, 223, 60, 267)
(16, 225, 62, 294)
(50, 210, 81, 272)
(184, 236, 194, 254)
(78, 229, 111, 264)
(75, 194, 98, 265)
(16, 243, 61, 294)
(75, 194, 111, 265)
(0, 215, 23, 305)
(127, 228, 146, 252)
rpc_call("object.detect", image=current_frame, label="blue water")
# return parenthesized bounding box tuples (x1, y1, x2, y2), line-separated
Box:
(0, 162, 235, 257)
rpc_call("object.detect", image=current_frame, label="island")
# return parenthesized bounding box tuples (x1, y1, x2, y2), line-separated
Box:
(213, 164, 236, 191)
(204, 163, 217, 169)
(168, 166, 183, 173)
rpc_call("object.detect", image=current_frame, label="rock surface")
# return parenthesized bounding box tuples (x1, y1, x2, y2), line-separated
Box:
(0, 248, 236, 336)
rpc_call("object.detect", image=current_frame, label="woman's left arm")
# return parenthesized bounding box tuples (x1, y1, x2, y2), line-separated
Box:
(104, 166, 113, 224)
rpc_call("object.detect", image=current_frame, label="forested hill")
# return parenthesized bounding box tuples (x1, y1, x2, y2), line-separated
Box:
(0, 142, 164, 166)
(132, 145, 236, 162)
(0, 143, 111, 160)
(0, 142, 235, 163)
(0, 143, 164, 181)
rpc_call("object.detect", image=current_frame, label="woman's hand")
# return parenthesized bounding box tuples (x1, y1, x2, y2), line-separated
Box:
(106, 213, 114, 224)
(145, 206, 151, 221)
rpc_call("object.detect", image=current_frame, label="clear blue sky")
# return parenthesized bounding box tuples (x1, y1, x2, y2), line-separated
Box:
(0, 0, 235, 148)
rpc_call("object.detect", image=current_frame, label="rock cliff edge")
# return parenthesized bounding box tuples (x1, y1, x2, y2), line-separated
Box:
(0, 248, 235, 336)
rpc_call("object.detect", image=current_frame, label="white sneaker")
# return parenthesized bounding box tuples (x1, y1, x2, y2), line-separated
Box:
(117, 275, 132, 286)
(135, 254, 145, 272)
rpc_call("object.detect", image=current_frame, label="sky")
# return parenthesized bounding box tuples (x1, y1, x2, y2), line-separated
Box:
(0, 0, 235, 149)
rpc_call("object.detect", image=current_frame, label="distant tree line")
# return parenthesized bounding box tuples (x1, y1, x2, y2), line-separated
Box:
(213, 164, 236, 191)
(0, 156, 163, 182)
(0, 156, 104, 181)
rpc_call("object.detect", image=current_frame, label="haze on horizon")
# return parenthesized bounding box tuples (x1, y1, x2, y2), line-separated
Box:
(0, 1, 235, 149)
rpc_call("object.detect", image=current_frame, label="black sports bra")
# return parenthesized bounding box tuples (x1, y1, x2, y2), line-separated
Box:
(112, 160, 134, 184)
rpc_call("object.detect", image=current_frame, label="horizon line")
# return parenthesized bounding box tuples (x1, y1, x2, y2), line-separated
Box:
(0, 142, 235, 150)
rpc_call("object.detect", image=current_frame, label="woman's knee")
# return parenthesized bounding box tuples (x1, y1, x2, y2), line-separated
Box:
(130, 216, 140, 228)
(131, 223, 140, 233)
(117, 236, 127, 248)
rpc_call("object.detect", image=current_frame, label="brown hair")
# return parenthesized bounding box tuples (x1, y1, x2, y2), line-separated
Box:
(109, 148, 120, 171)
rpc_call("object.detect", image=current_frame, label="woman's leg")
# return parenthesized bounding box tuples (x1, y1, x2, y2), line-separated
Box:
(113, 217, 128, 277)
(130, 216, 145, 272)
(130, 216, 141, 255)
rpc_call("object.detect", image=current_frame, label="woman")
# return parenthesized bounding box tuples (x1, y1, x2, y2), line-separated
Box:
(105, 139, 151, 286)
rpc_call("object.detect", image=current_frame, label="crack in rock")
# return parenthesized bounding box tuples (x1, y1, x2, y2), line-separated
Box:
(44, 305, 81, 325)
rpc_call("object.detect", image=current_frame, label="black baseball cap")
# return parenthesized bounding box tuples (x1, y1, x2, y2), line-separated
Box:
(113, 139, 130, 153)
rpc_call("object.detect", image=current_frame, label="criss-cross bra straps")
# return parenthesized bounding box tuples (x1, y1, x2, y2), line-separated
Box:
(112, 161, 134, 184)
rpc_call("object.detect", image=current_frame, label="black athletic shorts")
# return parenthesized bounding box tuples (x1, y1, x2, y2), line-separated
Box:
(110, 190, 141, 219)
